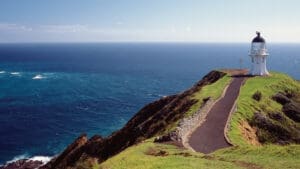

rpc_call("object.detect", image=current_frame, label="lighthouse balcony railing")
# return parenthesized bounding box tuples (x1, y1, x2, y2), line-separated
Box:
(250, 49, 268, 55)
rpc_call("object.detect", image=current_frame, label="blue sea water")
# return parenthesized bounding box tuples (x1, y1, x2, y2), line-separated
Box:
(0, 43, 299, 164)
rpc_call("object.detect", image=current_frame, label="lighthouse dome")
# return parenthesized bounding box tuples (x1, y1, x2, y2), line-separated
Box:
(252, 32, 265, 43)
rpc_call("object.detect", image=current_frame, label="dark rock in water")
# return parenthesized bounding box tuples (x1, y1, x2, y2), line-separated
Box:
(42, 70, 226, 169)
(272, 92, 291, 105)
(0, 159, 43, 169)
(282, 102, 300, 122)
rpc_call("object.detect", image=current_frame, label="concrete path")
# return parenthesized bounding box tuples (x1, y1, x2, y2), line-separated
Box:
(188, 77, 245, 154)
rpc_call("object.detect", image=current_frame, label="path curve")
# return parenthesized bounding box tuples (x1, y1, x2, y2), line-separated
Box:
(188, 76, 245, 154)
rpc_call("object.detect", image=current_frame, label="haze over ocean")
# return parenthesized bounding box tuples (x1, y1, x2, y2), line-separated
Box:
(0, 43, 299, 164)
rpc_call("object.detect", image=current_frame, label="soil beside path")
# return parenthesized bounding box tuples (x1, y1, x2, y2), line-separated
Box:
(188, 76, 246, 154)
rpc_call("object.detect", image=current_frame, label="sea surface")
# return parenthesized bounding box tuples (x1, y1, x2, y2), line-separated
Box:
(0, 43, 299, 164)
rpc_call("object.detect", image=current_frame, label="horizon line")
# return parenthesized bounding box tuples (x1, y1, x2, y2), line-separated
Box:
(1, 41, 300, 44)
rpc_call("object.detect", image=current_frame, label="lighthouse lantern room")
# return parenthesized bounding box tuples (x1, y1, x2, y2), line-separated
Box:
(249, 32, 269, 76)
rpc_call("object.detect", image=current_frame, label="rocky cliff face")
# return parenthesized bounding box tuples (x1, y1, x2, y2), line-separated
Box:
(38, 70, 226, 169)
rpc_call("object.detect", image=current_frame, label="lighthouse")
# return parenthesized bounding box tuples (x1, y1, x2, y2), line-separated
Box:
(249, 32, 269, 76)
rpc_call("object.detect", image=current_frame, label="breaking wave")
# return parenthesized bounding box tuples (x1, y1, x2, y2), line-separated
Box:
(26, 156, 52, 164)
(10, 72, 20, 75)
(2, 154, 52, 166)
(32, 74, 46, 80)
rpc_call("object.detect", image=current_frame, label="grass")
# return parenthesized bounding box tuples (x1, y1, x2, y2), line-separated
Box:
(228, 72, 300, 146)
(90, 72, 300, 169)
(185, 74, 231, 117)
(164, 73, 231, 133)
(98, 140, 243, 169)
(214, 144, 300, 169)
(96, 140, 300, 169)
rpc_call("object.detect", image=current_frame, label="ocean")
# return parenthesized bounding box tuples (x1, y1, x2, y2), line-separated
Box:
(0, 43, 299, 164)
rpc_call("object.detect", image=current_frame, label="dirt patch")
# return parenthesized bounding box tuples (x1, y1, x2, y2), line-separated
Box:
(202, 155, 216, 160)
(233, 160, 263, 169)
(239, 121, 261, 146)
(220, 69, 249, 76)
(173, 152, 193, 157)
(145, 147, 169, 157)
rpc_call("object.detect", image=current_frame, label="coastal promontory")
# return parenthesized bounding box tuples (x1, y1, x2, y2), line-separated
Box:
(1, 70, 300, 169)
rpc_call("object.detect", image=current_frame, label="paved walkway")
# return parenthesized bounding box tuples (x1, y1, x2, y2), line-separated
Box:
(188, 77, 245, 154)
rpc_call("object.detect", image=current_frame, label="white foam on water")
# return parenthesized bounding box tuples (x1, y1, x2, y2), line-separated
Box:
(10, 72, 20, 75)
(26, 156, 52, 165)
(0, 71, 5, 74)
(2, 154, 52, 167)
(32, 74, 45, 80)
(5, 154, 30, 165)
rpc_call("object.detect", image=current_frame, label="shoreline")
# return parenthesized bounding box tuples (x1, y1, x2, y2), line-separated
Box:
(0, 155, 52, 169)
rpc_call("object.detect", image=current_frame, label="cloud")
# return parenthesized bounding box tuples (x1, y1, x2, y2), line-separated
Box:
(39, 24, 89, 33)
(0, 23, 33, 32)
(171, 26, 176, 33)
(115, 21, 124, 25)
(1, 22, 298, 42)
(185, 26, 191, 32)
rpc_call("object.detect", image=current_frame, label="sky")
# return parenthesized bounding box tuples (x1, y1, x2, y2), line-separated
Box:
(0, 0, 299, 42)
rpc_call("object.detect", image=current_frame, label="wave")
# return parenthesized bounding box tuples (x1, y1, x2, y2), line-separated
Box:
(10, 72, 20, 75)
(2, 154, 52, 167)
(4, 154, 29, 165)
(32, 74, 45, 80)
(0, 71, 5, 74)
(26, 156, 52, 164)
(147, 93, 166, 98)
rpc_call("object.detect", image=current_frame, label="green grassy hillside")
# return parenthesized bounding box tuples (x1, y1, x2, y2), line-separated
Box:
(84, 72, 300, 169)
(228, 72, 300, 146)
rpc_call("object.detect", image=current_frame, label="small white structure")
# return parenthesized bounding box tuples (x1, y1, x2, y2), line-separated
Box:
(249, 32, 269, 76)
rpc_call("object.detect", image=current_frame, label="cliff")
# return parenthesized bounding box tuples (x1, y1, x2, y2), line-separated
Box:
(40, 70, 226, 169)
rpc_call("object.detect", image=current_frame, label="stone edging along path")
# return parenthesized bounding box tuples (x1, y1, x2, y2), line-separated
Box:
(224, 78, 247, 145)
(178, 79, 232, 151)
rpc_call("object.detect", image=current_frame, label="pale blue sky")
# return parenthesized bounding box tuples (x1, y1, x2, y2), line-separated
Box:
(0, 0, 299, 42)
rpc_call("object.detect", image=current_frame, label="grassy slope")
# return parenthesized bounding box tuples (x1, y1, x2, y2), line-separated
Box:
(99, 140, 242, 169)
(228, 72, 300, 146)
(165, 74, 231, 132)
(94, 72, 300, 169)
(185, 75, 231, 117)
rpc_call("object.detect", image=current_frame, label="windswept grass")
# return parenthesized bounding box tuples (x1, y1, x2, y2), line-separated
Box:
(98, 140, 242, 169)
(164, 73, 231, 132)
(185, 74, 231, 117)
(96, 140, 300, 169)
(228, 72, 300, 146)
(214, 144, 300, 169)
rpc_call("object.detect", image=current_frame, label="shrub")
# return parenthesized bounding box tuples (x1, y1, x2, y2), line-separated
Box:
(252, 91, 262, 101)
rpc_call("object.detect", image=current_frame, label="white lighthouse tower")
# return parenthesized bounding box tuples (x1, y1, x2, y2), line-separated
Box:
(249, 32, 269, 76)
